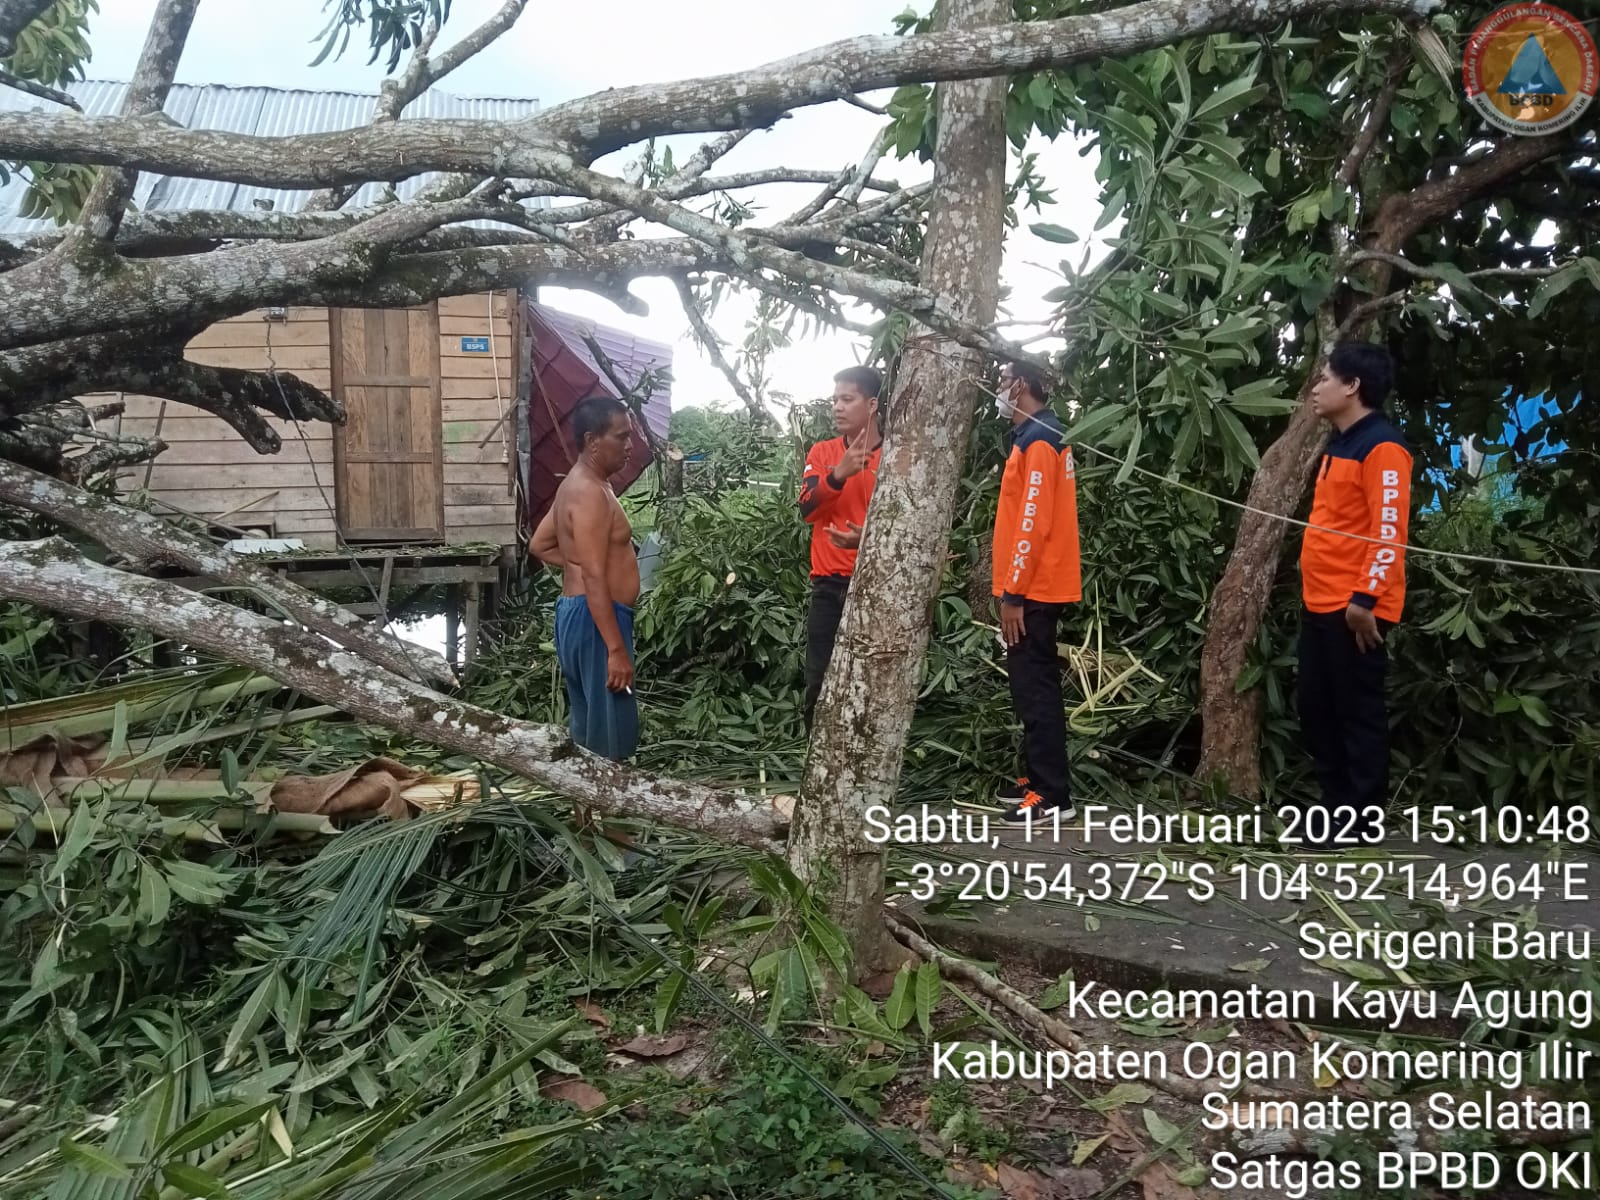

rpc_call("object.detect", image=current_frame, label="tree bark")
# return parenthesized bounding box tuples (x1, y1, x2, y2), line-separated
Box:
(787, 0, 1009, 973)
(1194, 132, 1573, 796)
(54, 0, 199, 256)
(0, 537, 787, 850)
(0, 1, 1441, 177)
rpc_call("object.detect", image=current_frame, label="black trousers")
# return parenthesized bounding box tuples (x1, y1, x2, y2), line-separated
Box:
(1005, 600, 1070, 809)
(1296, 608, 1395, 844)
(804, 575, 851, 729)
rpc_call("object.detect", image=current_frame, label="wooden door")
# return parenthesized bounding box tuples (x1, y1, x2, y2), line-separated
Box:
(331, 305, 445, 542)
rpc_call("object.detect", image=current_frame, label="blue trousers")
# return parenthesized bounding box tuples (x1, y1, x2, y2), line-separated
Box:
(554, 596, 639, 761)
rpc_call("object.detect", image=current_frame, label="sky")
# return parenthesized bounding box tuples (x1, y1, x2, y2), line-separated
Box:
(89, 0, 1110, 416)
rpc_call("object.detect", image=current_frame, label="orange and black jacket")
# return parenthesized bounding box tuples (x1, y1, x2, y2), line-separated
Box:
(798, 437, 881, 578)
(1301, 411, 1413, 623)
(991, 410, 1082, 604)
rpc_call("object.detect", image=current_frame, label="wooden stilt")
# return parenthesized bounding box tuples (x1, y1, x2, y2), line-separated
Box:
(445, 584, 460, 666)
(463, 582, 481, 667)
(376, 553, 395, 624)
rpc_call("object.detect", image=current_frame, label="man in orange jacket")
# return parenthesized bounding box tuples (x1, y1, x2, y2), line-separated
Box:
(1298, 342, 1412, 849)
(990, 361, 1082, 825)
(798, 366, 883, 729)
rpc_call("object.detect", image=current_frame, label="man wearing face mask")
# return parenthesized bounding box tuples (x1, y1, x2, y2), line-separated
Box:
(991, 361, 1082, 824)
(798, 366, 883, 730)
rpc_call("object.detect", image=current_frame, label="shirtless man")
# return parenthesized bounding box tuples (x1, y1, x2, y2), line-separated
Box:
(529, 396, 641, 760)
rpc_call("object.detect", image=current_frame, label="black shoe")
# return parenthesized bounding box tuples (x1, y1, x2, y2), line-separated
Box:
(996, 776, 1031, 808)
(1001, 790, 1076, 824)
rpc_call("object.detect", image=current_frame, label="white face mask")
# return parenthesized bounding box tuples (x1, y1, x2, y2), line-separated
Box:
(993, 379, 1018, 419)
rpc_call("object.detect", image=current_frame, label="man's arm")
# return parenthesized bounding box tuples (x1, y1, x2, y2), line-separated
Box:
(562, 484, 634, 691)
(530, 509, 563, 565)
(1350, 441, 1413, 611)
(798, 442, 845, 523)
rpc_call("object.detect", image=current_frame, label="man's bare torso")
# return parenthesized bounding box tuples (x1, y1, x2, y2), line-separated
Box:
(553, 471, 640, 607)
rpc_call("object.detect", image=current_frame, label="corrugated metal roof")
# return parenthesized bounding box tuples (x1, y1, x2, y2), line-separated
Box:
(0, 80, 545, 238)
(523, 300, 674, 524)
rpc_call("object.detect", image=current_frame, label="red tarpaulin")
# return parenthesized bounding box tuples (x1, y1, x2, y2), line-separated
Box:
(521, 300, 672, 530)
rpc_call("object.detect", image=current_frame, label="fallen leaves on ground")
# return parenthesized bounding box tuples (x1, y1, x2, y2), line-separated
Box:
(540, 1078, 608, 1112)
(616, 1033, 687, 1058)
(996, 1162, 1052, 1199)
(1136, 1161, 1199, 1200)
(575, 1000, 611, 1029)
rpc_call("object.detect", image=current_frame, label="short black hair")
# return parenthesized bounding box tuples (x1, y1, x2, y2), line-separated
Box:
(1005, 360, 1049, 403)
(1327, 342, 1394, 410)
(833, 365, 883, 399)
(573, 395, 630, 447)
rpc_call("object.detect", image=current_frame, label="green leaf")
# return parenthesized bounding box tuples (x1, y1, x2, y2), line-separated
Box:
(348, 1063, 382, 1109)
(1038, 971, 1074, 1011)
(1115, 418, 1144, 486)
(1227, 392, 1297, 417)
(1229, 959, 1269, 973)
(1098, 60, 1163, 118)
(158, 1099, 277, 1160)
(654, 967, 687, 1033)
(837, 986, 897, 1040)
(1142, 1107, 1185, 1147)
(1193, 74, 1265, 124)
(1183, 158, 1264, 199)
(138, 862, 172, 927)
(883, 967, 915, 1031)
(164, 859, 235, 906)
(1527, 261, 1590, 319)
(219, 973, 277, 1070)
(1072, 1133, 1109, 1165)
(58, 1136, 132, 1178)
(914, 962, 942, 1036)
(1029, 222, 1080, 245)
(162, 1163, 233, 1199)
(1213, 404, 1261, 471)
(47, 800, 99, 882)
(1084, 1083, 1152, 1112)
(108, 700, 130, 764)
(1064, 402, 1129, 451)
(1521, 696, 1554, 728)
(1099, 107, 1155, 156)
(1027, 75, 1055, 114)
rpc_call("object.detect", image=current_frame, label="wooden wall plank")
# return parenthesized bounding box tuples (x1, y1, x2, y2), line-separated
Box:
(135, 439, 333, 466)
(443, 503, 520, 527)
(441, 377, 512, 400)
(440, 355, 513, 380)
(188, 321, 328, 349)
(444, 463, 515, 485)
(439, 291, 511, 319)
(185, 344, 329, 372)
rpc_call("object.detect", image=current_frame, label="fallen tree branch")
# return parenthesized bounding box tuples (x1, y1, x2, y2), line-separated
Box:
(53, 0, 199, 256)
(0, 0, 1445, 183)
(304, 0, 530, 212)
(0, 460, 457, 689)
(674, 277, 768, 422)
(0, 68, 80, 110)
(0, 537, 788, 850)
(59, 435, 168, 484)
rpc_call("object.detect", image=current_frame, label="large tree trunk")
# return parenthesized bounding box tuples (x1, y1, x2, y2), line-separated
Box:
(787, 0, 1009, 971)
(1195, 132, 1569, 795)
(1194, 374, 1325, 797)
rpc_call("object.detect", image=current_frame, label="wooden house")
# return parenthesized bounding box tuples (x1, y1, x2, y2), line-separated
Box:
(1, 83, 672, 660)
